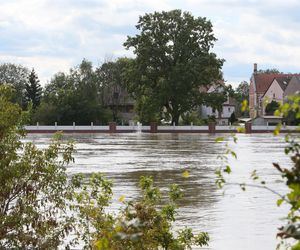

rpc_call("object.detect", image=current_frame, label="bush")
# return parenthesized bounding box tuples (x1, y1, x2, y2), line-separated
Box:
(265, 100, 280, 115)
(180, 111, 206, 126)
(0, 85, 76, 248)
(74, 175, 209, 249)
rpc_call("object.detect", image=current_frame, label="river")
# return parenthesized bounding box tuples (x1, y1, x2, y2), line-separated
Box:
(25, 133, 291, 250)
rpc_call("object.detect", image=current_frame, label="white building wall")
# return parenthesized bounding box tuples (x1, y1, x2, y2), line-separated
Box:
(201, 105, 235, 125)
(222, 106, 235, 118)
(201, 105, 218, 118)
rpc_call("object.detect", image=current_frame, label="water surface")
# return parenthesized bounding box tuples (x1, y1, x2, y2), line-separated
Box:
(26, 133, 290, 250)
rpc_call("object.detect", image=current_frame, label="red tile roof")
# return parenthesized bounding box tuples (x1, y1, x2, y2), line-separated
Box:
(254, 73, 300, 94)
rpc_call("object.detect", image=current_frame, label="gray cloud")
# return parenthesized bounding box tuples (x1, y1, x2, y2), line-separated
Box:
(0, 0, 299, 87)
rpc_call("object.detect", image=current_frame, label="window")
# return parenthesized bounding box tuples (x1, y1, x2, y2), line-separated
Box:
(228, 107, 231, 112)
(273, 93, 275, 98)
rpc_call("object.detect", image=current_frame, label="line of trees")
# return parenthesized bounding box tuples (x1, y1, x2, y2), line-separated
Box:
(0, 59, 132, 125)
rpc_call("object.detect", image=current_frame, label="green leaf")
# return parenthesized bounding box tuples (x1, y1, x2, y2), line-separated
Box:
(118, 195, 126, 203)
(230, 151, 237, 159)
(274, 110, 281, 116)
(273, 124, 282, 136)
(223, 165, 231, 174)
(236, 127, 245, 133)
(215, 137, 224, 143)
(241, 99, 248, 112)
(182, 170, 190, 178)
(233, 136, 238, 143)
(291, 242, 300, 250)
(277, 199, 283, 207)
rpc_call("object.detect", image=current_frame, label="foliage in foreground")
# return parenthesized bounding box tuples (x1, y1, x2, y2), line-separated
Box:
(0, 84, 209, 249)
(0, 85, 76, 249)
(74, 175, 209, 250)
(216, 96, 300, 249)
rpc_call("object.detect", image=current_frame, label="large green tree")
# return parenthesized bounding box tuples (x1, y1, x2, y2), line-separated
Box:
(124, 10, 224, 124)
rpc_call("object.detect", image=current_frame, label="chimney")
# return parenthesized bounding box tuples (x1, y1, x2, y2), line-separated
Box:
(254, 63, 258, 74)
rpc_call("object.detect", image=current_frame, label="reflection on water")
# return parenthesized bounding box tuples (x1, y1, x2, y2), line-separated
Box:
(26, 133, 290, 250)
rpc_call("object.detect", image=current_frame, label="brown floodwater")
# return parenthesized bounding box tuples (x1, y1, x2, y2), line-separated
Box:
(25, 133, 291, 249)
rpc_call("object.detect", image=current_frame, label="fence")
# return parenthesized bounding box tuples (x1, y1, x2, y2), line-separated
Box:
(24, 122, 299, 134)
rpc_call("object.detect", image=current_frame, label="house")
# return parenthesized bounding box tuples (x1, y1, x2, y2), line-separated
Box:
(284, 75, 300, 98)
(249, 63, 299, 118)
(262, 76, 291, 115)
(201, 84, 236, 125)
(251, 116, 283, 126)
(102, 83, 135, 123)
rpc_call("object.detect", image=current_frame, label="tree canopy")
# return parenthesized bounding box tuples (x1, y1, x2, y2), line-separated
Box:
(124, 9, 224, 124)
(34, 60, 112, 125)
(96, 58, 133, 122)
(0, 63, 29, 107)
(235, 81, 249, 101)
(258, 68, 282, 74)
(234, 81, 249, 117)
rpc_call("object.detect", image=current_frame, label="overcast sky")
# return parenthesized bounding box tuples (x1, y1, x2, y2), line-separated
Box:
(0, 0, 299, 87)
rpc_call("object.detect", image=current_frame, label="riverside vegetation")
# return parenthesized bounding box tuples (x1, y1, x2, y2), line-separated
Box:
(0, 84, 209, 249)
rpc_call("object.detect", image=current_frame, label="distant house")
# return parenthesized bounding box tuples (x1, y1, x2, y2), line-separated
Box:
(102, 83, 135, 123)
(201, 84, 236, 125)
(284, 75, 300, 98)
(249, 63, 299, 118)
(262, 76, 291, 115)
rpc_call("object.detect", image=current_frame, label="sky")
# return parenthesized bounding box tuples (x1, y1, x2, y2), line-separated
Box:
(0, 0, 299, 87)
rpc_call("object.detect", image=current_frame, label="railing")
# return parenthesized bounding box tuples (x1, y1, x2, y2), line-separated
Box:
(157, 125, 208, 131)
(216, 126, 239, 131)
(24, 123, 299, 134)
(25, 125, 109, 131)
(252, 125, 298, 131)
